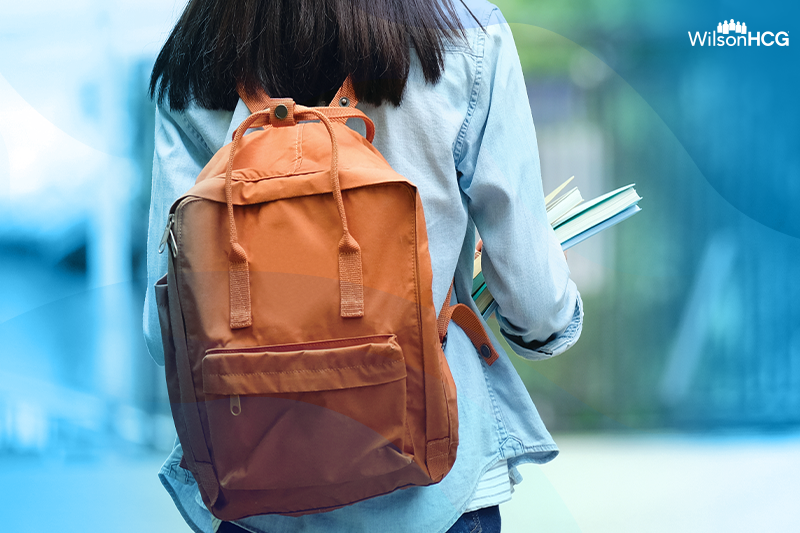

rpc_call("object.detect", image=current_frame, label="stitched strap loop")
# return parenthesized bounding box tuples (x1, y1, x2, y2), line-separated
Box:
(328, 76, 359, 124)
(437, 282, 499, 365)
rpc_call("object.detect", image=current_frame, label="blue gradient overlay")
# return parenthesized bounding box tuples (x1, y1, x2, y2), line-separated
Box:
(0, 0, 797, 531)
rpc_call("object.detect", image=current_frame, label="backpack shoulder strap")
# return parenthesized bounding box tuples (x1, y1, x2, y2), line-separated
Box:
(327, 76, 358, 122)
(437, 282, 500, 365)
(237, 85, 272, 113)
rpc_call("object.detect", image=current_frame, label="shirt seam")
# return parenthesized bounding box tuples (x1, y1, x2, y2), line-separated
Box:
(452, 6, 497, 167)
(480, 346, 510, 444)
(509, 435, 560, 457)
(175, 109, 214, 158)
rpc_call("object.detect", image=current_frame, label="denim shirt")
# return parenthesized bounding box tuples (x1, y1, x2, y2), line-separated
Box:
(143, 2, 582, 531)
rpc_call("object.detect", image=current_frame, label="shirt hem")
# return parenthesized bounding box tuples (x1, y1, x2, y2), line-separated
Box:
(159, 470, 206, 533)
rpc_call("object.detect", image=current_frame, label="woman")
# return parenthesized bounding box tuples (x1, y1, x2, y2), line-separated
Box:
(144, 1, 582, 532)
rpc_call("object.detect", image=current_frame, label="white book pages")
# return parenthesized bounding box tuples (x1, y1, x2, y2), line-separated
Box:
(544, 176, 575, 206)
(554, 187, 641, 242)
(548, 188, 584, 226)
(554, 183, 637, 228)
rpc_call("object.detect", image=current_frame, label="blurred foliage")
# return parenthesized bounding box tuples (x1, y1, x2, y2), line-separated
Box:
(485, 0, 800, 432)
(494, 0, 638, 74)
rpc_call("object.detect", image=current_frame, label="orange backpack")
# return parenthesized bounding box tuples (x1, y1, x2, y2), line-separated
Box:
(155, 79, 499, 520)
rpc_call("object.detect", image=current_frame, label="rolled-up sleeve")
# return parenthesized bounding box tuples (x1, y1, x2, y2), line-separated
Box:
(455, 10, 582, 361)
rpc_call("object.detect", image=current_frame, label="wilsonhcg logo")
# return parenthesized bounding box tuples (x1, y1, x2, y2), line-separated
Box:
(689, 19, 789, 47)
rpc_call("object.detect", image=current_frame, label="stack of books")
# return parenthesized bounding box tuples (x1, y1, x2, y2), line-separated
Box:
(472, 177, 642, 315)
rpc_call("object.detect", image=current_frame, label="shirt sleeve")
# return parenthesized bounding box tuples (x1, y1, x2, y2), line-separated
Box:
(142, 104, 216, 366)
(455, 9, 583, 361)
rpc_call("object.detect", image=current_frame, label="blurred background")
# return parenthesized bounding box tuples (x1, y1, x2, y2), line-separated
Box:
(0, 0, 797, 531)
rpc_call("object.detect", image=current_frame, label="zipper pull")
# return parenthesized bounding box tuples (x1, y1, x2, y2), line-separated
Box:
(230, 395, 241, 416)
(158, 214, 177, 256)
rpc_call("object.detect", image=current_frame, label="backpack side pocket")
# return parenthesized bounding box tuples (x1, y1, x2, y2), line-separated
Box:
(154, 274, 176, 363)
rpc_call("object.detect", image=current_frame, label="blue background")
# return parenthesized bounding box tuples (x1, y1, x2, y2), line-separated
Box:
(0, 0, 797, 530)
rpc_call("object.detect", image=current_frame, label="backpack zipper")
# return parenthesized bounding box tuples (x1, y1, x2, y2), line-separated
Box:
(158, 213, 177, 256)
(230, 395, 241, 416)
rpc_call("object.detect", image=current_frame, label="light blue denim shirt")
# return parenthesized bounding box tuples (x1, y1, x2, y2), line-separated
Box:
(143, 2, 582, 531)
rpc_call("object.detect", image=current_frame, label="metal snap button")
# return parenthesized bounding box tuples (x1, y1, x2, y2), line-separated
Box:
(339, 97, 350, 107)
(275, 103, 288, 120)
(480, 345, 492, 359)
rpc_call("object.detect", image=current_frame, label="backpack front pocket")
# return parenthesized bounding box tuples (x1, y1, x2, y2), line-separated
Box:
(202, 334, 410, 491)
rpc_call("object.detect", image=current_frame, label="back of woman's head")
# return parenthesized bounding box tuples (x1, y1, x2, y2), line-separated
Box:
(150, 0, 470, 111)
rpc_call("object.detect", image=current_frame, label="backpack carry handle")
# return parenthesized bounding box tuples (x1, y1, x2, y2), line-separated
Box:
(238, 75, 360, 115)
(224, 103, 374, 328)
(231, 103, 376, 144)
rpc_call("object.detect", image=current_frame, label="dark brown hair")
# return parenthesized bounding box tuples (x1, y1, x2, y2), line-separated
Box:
(150, 0, 473, 111)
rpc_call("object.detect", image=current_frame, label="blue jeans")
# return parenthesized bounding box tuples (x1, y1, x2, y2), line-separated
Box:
(445, 506, 501, 533)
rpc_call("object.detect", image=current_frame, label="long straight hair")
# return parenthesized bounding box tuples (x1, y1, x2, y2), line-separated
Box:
(150, 0, 472, 111)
